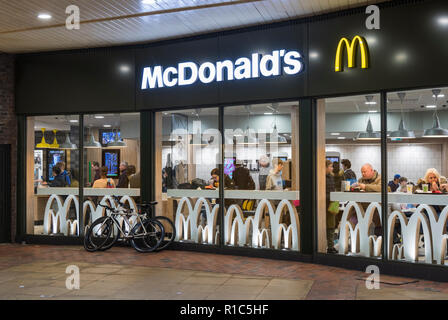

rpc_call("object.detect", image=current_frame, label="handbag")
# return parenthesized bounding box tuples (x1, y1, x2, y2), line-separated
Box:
(328, 201, 340, 215)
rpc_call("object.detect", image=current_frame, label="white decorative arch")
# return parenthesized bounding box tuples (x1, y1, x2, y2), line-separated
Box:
(387, 207, 433, 263)
(43, 195, 79, 236)
(224, 204, 255, 247)
(338, 201, 382, 257)
(425, 205, 448, 264)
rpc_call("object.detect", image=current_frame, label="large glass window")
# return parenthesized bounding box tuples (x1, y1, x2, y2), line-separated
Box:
(155, 108, 220, 245)
(223, 102, 300, 251)
(317, 94, 383, 257)
(27, 115, 80, 235)
(82, 113, 141, 230)
(387, 88, 448, 266)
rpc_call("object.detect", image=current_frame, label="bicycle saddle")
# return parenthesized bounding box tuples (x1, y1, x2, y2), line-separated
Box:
(138, 201, 158, 207)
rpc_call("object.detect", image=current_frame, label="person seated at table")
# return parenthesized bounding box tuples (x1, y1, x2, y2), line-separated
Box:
(209, 168, 233, 189)
(45, 166, 67, 187)
(56, 162, 71, 186)
(396, 177, 408, 193)
(341, 159, 357, 181)
(388, 174, 401, 192)
(416, 168, 448, 192)
(266, 158, 284, 191)
(92, 166, 115, 188)
(233, 161, 255, 190)
(352, 163, 381, 192)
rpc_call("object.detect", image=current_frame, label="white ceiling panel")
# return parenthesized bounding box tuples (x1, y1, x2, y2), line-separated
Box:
(0, 0, 390, 53)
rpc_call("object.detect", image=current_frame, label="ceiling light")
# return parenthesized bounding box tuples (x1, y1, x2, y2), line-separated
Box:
(357, 118, 380, 140)
(107, 129, 127, 148)
(264, 112, 273, 115)
(36, 128, 51, 148)
(59, 133, 77, 150)
(423, 89, 448, 138)
(390, 92, 415, 139)
(330, 133, 340, 136)
(103, 124, 111, 128)
(119, 65, 131, 73)
(309, 52, 319, 59)
(95, 115, 105, 119)
(437, 17, 448, 26)
(69, 119, 78, 123)
(368, 110, 377, 113)
(337, 137, 346, 140)
(37, 13, 52, 20)
(426, 105, 437, 109)
(365, 102, 377, 105)
(433, 94, 445, 98)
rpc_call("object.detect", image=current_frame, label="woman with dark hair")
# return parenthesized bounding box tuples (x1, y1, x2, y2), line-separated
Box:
(341, 159, 356, 181)
(332, 161, 344, 192)
(92, 166, 115, 188)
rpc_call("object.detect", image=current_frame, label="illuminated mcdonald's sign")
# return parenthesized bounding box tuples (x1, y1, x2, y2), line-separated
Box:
(334, 35, 369, 72)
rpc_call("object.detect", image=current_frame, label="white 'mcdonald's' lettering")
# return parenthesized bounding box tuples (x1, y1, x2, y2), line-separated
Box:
(141, 49, 303, 90)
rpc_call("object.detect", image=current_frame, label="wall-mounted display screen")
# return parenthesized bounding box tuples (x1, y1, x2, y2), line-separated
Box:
(102, 149, 120, 177)
(47, 150, 65, 181)
(100, 129, 121, 147)
(224, 157, 236, 179)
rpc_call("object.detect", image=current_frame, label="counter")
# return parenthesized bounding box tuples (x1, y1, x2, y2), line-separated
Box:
(330, 191, 447, 205)
(167, 189, 300, 200)
(36, 187, 140, 197)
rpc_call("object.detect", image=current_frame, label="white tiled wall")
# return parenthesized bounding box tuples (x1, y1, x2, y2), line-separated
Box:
(326, 144, 444, 183)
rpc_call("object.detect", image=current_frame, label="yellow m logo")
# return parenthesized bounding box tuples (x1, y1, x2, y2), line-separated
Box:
(335, 36, 369, 72)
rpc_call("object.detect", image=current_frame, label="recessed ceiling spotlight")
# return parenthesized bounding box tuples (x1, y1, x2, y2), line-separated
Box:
(119, 65, 130, 73)
(37, 13, 52, 20)
(437, 17, 448, 26)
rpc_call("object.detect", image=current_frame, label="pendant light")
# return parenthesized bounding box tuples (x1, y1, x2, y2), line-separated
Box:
(84, 125, 102, 148)
(59, 133, 77, 149)
(36, 128, 51, 148)
(107, 128, 127, 148)
(389, 92, 415, 139)
(49, 129, 60, 148)
(266, 103, 287, 144)
(237, 105, 258, 145)
(357, 118, 380, 140)
(190, 108, 207, 146)
(423, 89, 448, 138)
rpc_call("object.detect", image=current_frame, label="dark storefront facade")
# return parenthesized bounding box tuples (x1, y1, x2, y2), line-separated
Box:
(13, 0, 448, 281)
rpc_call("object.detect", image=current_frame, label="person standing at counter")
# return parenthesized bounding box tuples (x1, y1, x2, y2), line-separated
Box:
(388, 174, 401, 192)
(266, 159, 284, 191)
(92, 166, 115, 188)
(341, 159, 357, 181)
(352, 163, 381, 192)
(325, 160, 337, 254)
(92, 161, 101, 183)
(117, 161, 129, 188)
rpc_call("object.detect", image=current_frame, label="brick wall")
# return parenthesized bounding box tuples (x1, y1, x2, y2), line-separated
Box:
(0, 53, 16, 242)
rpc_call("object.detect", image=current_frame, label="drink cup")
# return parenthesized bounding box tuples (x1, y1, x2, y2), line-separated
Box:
(422, 184, 429, 193)
(407, 184, 413, 194)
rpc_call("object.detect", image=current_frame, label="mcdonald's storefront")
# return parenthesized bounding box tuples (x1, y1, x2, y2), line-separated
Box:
(14, 0, 448, 282)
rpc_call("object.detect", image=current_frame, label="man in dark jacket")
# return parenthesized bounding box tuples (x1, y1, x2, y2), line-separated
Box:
(117, 161, 129, 188)
(48, 166, 67, 187)
(233, 164, 255, 190)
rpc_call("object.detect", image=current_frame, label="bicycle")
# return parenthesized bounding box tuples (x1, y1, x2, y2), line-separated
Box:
(137, 202, 176, 251)
(84, 201, 165, 253)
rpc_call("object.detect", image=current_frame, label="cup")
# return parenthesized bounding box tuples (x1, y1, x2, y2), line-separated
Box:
(343, 181, 351, 191)
(422, 184, 429, 193)
(407, 184, 413, 194)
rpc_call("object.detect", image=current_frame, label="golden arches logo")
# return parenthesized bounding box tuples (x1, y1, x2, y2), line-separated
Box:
(335, 36, 369, 72)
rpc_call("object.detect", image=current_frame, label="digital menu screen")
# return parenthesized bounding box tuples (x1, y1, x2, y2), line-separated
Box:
(102, 149, 120, 177)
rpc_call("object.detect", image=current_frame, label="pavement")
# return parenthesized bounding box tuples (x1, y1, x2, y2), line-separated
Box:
(0, 243, 447, 300)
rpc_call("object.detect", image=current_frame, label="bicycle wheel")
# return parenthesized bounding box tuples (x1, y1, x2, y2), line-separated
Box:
(84, 216, 117, 252)
(154, 216, 176, 251)
(130, 219, 165, 253)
